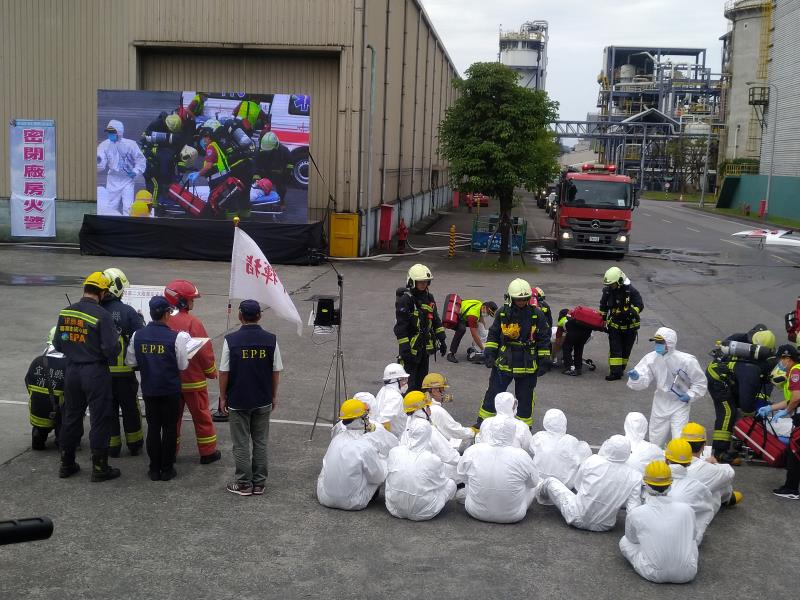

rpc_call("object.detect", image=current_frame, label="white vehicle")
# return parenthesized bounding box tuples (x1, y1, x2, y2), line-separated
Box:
(732, 228, 800, 250)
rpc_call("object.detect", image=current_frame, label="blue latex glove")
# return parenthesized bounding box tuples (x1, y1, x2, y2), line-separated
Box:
(125, 168, 136, 179)
(627, 370, 640, 381)
(186, 172, 199, 184)
(756, 405, 773, 419)
(772, 409, 789, 422)
(677, 393, 691, 403)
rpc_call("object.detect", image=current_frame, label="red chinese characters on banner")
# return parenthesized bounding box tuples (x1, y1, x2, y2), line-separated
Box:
(245, 255, 280, 286)
(23, 199, 44, 213)
(23, 129, 44, 144)
(23, 215, 45, 231)
(24, 182, 45, 196)
(23, 164, 45, 179)
(23, 147, 44, 161)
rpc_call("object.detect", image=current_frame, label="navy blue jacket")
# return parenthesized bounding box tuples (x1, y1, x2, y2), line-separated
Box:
(225, 324, 276, 410)
(134, 322, 181, 397)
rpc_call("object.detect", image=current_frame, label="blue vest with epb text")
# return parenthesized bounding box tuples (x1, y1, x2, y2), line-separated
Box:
(225, 325, 276, 410)
(134, 322, 181, 396)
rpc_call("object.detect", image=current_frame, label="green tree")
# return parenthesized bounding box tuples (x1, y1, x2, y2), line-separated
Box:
(439, 62, 561, 261)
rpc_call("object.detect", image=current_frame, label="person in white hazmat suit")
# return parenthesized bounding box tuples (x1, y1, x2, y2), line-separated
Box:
(96, 120, 146, 216)
(682, 422, 740, 512)
(619, 460, 699, 584)
(400, 392, 461, 482)
(627, 327, 707, 448)
(330, 392, 398, 459)
(623, 412, 664, 473)
(421, 373, 475, 450)
(317, 399, 388, 511)
(664, 438, 714, 545)
(531, 409, 592, 496)
(457, 417, 540, 523)
(374, 363, 410, 438)
(385, 418, 457, 521)
(538, 434, 642, 531)
(477, 392, 533, 455)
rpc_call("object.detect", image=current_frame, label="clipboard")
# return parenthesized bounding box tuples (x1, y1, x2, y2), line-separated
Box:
(670, 368, 691, 398)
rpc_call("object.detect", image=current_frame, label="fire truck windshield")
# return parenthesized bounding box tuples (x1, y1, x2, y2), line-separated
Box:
(564, 180, 631, 209)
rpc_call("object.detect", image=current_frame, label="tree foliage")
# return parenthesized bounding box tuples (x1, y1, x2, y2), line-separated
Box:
(438, 62, 561, 260)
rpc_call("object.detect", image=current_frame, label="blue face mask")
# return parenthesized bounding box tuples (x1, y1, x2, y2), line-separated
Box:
(778, 361, 788, 373)
(107, 132, 118, 142)
(199, 139, 207, 150)
(654, 342, 667, 355)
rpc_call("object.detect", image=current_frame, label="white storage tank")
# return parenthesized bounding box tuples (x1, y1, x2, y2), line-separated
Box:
(620, 64, 636, 83)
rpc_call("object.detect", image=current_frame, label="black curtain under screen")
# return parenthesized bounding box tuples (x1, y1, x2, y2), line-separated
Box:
(79, 215, 326, 265)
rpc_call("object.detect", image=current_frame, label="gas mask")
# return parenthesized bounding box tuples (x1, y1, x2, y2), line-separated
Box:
(362, 415, 375, 433)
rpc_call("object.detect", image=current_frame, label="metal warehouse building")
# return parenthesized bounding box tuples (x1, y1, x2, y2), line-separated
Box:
(0, 0, 459, 253)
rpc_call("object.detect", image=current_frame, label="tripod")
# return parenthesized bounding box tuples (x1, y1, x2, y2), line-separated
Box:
(309, 262, 346, 440)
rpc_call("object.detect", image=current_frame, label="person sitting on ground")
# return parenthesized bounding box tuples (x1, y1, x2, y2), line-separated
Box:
(374, 363, 410, 438)
(623, 412, 664, 473)
(531, 409, 592, 498)
(664, 438, 714, 545)
(400, 391, 461, 481)
(538, 434, 642, 532)
(477, 392, 533, 455)
(385, 418, 457, 521)
(619, 460, 699, 584)
(317, 399, 388, 511)
(682, 422, 741, 511)
(457, 417, 539, 523)
(421, 373, 476, 450)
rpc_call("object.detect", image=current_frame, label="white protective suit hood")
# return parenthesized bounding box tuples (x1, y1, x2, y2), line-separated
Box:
(624, 412, 649, 444)
(405, 418, 433, 452)
(481, 417, 516, 447)
(543, 409, 567, 435)
(354, 392, 377, 414)
(107, 119, 125, 138)
(494, 392, 517, 417)
(599, 435, 632, 463)
(654, 327, 677, 351)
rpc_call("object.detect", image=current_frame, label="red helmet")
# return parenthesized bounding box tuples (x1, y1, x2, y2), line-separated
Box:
(164, 279, 200, 310)
(533, 286, 545, 300)
(255, 178, 273, 195)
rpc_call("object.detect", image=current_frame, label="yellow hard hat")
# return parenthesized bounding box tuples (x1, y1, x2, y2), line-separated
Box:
(752, 329, 776, 350)
(83, 271, 110, 290)
(603, 266, 625, 285)
(681, 422, 707, 443)
(421, 373, 449, 390)
(507, 278, 532, 299)
(643, 460, 673, 487)
(165, 114, 182, 133)
(103, 267, 129, 299)
(403, 390, 431, 413)
(130, 200, 151, 218)
(135, 189, 153, 203)
(665, 438, 693, 464)
(339, 399, 368, 420)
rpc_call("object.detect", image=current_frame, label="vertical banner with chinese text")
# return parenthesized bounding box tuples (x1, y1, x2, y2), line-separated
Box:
(9, 119, 57, 237)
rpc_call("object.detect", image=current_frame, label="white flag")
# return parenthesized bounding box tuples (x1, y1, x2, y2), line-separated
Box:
(229, 227, 304, 335)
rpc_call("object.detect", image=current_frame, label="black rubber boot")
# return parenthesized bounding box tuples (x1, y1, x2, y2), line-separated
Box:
(91, 450, 121, 482)
(199, 450, 222, 465)
(31, 429, 47, 451)
(128, 442, 143, 457)
(108, 445, 121, 458)
(59, 449, 81, 478)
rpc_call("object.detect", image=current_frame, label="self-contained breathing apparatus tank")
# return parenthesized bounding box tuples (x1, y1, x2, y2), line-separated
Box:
(714, 340, 774, 362)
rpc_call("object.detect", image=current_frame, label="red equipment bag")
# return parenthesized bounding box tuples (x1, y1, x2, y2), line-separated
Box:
(167, 183, 207, 218)
(569, 306, 605, 331)
(785, 297, 800, 343)
(442, 293, 463, 330)
(733, 416, 787, 467)
(208, 177, 245, 216)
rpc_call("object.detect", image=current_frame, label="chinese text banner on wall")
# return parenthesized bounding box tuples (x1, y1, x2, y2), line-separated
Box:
(9, 119, 56, 237)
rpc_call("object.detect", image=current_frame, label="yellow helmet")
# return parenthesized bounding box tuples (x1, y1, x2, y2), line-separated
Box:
(507, 278, 532, 300)
(103, 267, 129, 299)
(339, 399, 368, 420)
(407, 264, 432, 287)
(84, 271, 110, 291)
(421, 373, 449, 390)
(643, 460, 673, 487)
(603, 266, 625, 285)
(681, 422, 707, 443)
(665, 438, 693, 464)
(771, 363, 787, 386)
(403, 390, 431, 414)
(752, 330, 776, 350)
(135, 189, 153, 203)
(165, 114, 182, 133)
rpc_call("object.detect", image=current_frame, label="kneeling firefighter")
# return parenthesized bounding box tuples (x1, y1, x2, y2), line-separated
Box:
(477, 278, 551, 428)
(25, 327, 66, 450)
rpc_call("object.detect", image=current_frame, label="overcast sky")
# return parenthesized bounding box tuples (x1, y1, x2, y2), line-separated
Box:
(423, 0, 729, 122)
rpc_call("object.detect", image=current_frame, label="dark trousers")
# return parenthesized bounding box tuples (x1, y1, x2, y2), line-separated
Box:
(60, 363, 114, 452)
(30, 395, 62, 447)
(562, 322, 592, 371)
(479, 369, 537, 426)
(784, 445, 800, 492)
(711, 389, 736, 455)
(110, 376, 143, 450)
(404, 354, 430, 393)
(608, 329, 637, 376)
(145, 148, 177, 207)
(449, 322, 468, 354)
(144, 394, 181, 473)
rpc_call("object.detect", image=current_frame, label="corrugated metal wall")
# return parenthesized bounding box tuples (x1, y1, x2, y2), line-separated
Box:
(763, 0, 800, 177)
(139, 51, 339, 220)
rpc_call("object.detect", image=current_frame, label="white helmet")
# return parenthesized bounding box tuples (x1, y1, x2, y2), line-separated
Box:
(180, 145, 198, 163)
(507, 278, 532, 300)
(603, 266, 626, 286)
(103, 267, 129, 299)
(407, 264, 432, 288)
(383, 363, 410, 382)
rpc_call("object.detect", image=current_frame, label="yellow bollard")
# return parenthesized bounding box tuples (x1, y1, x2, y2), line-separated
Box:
(448, 224, 456, 258)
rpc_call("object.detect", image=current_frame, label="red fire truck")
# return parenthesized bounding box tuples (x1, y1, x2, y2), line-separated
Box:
(554, 163, 638, 257)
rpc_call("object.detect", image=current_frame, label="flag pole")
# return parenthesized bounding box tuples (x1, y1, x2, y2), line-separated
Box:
(214, 216, 239, 423)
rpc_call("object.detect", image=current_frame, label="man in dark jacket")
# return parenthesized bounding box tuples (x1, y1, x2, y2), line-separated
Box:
(600, 266, 644, 381)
